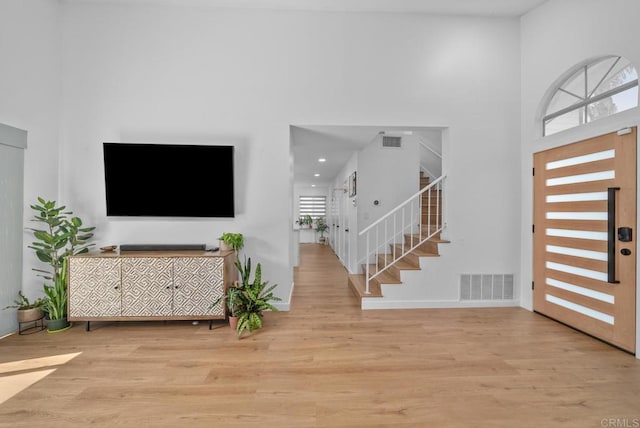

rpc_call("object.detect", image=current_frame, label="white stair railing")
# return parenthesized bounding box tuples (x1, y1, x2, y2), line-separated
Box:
(358, 175, 445, 294)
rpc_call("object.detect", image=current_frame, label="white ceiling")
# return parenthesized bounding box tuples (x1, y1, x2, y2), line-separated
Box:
(70, 0, 549, 17)
(291, 125, 443, 187)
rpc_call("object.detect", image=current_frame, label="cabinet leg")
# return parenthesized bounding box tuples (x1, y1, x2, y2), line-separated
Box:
(209, 320, 213, 330)
(86, 321, 91, 332)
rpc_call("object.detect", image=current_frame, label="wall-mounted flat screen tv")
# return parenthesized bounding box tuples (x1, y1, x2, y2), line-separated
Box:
(103, 142, 234, 217)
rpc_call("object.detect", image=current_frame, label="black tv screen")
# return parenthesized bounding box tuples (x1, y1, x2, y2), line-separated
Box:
(103, 143, 234, 217)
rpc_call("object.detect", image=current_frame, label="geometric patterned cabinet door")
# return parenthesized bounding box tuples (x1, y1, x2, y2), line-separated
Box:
(68, 257, 122, 317)
(121, 257, 173, 317)
(173, 257, 225, 316)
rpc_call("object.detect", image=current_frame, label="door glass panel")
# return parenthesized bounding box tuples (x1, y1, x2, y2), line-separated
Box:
(546, 150, 614, 170)
(546, 228, 608, 241)
(546, 261, 607, 282)
(546, 192, 608, 203)
(545, 294, 614, 324)
(546, 245, 607, 261)
(546, 277, 614, 303)
(546, 170, 614, 186)
(546, 211, 607, 220)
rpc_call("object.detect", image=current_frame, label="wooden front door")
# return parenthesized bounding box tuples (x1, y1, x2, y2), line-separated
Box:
(534, 128, 637, 353)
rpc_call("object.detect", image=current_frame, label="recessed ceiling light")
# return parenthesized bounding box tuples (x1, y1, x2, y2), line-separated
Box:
(318, 158, 326, 162)
(403, 131, 413, 135)
(314, 173, 320, 177)
(311, 184, 316, 187)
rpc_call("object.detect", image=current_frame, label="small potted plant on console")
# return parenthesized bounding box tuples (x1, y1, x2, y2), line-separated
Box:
(218, 232, 244, 257)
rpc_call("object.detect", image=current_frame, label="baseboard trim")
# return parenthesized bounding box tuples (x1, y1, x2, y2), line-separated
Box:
(361, 299, 520, 310)
(272, 281, 294, 311)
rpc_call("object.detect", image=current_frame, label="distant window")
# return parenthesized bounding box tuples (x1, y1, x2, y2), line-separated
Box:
(299, 196, 326, 219)
(543, 56, 638, 136)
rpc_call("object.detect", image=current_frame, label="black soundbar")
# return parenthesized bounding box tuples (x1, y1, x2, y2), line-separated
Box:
(120, 244, 206, 251)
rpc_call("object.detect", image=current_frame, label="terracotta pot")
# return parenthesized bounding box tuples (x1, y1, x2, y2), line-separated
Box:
(229, 315, 239, 330)
(17, 308, 44, 323)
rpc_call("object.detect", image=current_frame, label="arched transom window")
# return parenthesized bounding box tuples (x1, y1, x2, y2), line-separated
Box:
(543, 56, 638, 136)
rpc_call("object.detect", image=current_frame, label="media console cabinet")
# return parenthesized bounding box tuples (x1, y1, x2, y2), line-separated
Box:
(68, 250, 237, 330)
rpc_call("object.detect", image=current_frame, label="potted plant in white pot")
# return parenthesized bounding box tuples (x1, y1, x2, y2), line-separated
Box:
(218, 232, 244, 258)
(28, 197, 95, 332)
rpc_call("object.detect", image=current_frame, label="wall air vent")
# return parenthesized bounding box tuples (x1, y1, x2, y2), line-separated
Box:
(382, 136, 402, 148)
(460, 274, 514, 301)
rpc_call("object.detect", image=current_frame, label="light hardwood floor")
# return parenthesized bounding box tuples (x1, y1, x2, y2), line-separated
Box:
(0, 243, 639, 427)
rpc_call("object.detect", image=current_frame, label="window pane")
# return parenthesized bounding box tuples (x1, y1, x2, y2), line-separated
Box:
(612, 86, 639, 111)
(544, 108, 584, 136)
(587, 86, 638, 122)
(587, 57, 619, 95)
(547, 90, 582, 116)
(299, 196, 326, 219)
(543, 56, 638, 137)
(560, 66, 586, 99)
(592, 62, 638, 97)
(586, 95, 618, 122)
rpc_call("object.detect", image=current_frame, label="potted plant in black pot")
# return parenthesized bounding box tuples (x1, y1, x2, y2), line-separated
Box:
(28, 197, 95, 332)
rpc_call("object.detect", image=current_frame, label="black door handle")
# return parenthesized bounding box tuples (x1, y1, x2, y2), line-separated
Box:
(608, 187, 620, 284)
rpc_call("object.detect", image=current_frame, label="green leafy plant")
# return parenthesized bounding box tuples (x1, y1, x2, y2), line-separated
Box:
(232, 256, 280, 337)
(3, 291, 48, 310)
(211, 280, 246, 318)
(218, 232, 244, 253)
(315, 216, 328, 238)
(28, 197, 95, 322)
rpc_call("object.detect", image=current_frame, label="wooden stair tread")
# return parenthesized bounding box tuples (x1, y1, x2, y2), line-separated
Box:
(363, 265, 402, 284)
(405, 234, 448, 244)
(348, 274, 382, 298)
(377, 256, 421, 270)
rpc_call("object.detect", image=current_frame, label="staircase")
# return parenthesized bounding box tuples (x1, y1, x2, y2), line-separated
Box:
(348, 172, 448, 299)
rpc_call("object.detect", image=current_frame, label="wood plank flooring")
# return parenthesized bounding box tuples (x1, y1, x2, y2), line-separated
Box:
(0, 243, 639, 427)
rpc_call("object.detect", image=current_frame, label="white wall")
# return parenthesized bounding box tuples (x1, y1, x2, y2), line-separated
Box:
(53, 3, 521, 308)
(0, 1, 62, 306)
(416, 130, 443, 180)
(358, 134, 420, 230)
(520, 0, 640, 355)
